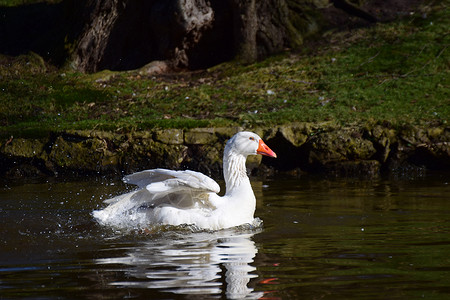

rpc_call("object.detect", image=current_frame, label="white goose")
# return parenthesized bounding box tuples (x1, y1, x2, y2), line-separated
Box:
(93, 131, 276, 230)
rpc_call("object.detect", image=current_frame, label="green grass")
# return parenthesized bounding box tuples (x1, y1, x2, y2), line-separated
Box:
(0, 1, 448, 138)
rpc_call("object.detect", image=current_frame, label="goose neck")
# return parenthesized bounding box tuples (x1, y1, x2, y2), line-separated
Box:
(223, 150, 248, 195)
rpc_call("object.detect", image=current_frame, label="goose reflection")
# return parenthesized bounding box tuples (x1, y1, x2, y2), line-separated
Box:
(96, 229, 263, 299)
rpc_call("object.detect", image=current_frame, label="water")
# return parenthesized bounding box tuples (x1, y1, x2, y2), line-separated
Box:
(0, 173, 449, 299)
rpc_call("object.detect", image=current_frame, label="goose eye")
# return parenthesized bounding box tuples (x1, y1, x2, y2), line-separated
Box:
(249, 137, 255, 141)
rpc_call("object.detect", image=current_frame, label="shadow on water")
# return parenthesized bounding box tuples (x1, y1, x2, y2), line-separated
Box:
(0, 172, 449, 299)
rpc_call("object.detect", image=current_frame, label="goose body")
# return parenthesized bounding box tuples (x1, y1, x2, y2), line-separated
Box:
(93, 131, 276, 230)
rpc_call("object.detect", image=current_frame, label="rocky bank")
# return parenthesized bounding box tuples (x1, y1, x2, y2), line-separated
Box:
(1, 122, 449, 178)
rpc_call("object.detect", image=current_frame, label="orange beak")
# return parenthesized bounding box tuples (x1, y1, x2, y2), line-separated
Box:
(257, 139, 277, 158)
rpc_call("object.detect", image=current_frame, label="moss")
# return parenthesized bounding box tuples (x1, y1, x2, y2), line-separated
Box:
(184, 128, 218, 145)
(48, 136, 119, 172)
(276, 122, 337, 147)
(214, 127, 243, 138)
(0, 52, 47, 77)
(154, 129, 184, 145)
(306, 129, 376, 164)
(145, 140, 188, 168)
(1, 137, 45, 158)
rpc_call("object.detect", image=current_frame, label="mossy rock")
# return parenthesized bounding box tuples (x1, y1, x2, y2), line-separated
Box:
(127, 138, 188, 171)
(368, 125, 397, 162)
(154, 129, 184, 145)
(48, 136, 119, 172)
(306, 129, 376, 165)
(1, 123, 449, 177)
(67, 129, 123, 141)
(184, 128, 218, 145)
(246, 155, 263, 171)
(214, 127, 242, 140)
(398, 125, 432, 146)
(0, 52, 47, 77)
(370, 125, 397, 146)
(132, 131, 153, 140)
(1, 138, 46, 159)
(148, 141, 188, 168)
(427, 127, 449, 142)
(278, 123, 311, 147)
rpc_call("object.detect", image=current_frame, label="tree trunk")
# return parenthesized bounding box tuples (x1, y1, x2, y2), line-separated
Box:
(70, 0, 379, 73)
(73, 0, 123, 73)
(232, 0, 258, 63)
(72, 0, 215, 73)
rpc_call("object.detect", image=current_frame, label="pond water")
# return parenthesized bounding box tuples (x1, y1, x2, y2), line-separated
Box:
(0, 172, 449, 299)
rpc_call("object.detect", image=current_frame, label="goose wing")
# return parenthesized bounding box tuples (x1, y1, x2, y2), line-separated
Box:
(115, 168, 221, 209)
(124, 168, 220, 193)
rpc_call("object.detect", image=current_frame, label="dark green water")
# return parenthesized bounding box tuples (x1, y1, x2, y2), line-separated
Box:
(1, 173, 449, 299)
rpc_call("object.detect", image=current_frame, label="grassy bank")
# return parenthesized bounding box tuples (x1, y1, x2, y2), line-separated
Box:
(0, 1, 448, 138)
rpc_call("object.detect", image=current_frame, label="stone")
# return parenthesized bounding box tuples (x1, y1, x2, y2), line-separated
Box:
(128, 139, 188, 171)
(306, 128, 376, 165)
(278, 123, 309, 147)
(48, 136, 119, 172)
(138, 60, 171, 75)
(154, 129, 184, 145)
(184, 128, 217, 145)
(246, 155, 263, 172)
(1, 138, 45, 159)
(214, 127, 242, 139)
(427, 127, 446, 140)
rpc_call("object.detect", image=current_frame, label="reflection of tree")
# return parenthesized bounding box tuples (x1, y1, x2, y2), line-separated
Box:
(96, 230, 263, 299)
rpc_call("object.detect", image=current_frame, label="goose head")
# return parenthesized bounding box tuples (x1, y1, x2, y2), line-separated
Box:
(225, 131, 277, 158)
